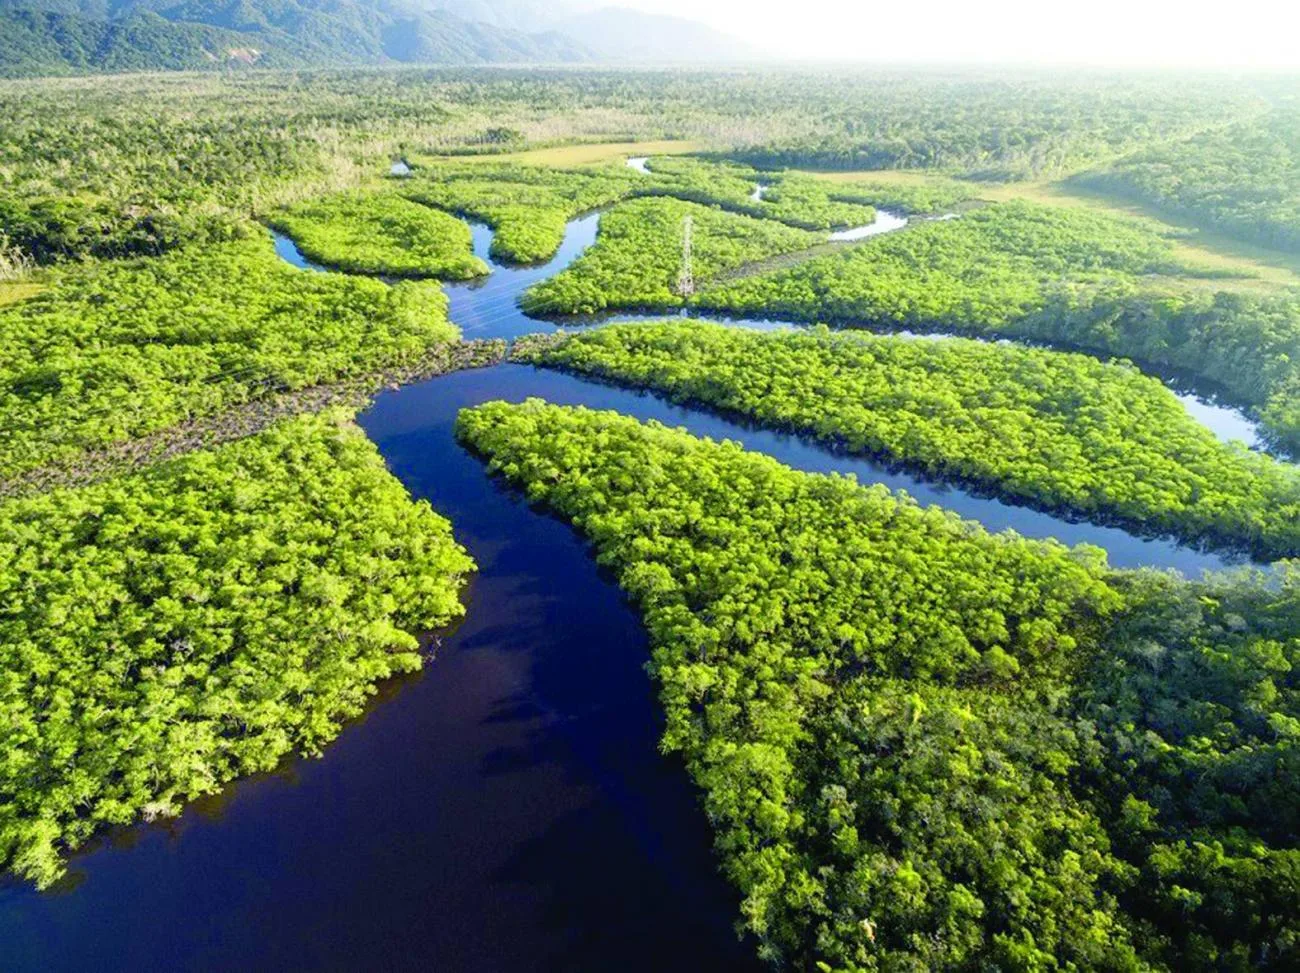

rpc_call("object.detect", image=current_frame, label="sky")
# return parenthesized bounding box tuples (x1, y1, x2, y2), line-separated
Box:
(606, 0, 1300, 68)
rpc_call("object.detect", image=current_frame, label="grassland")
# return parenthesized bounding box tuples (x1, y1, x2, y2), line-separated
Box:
(415, 139, 709, 169)
(0, 280, 43, 306)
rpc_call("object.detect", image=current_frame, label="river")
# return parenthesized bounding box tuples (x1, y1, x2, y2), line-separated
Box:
(0, 203, 1272, 972)
(275, 211, 1267, 453)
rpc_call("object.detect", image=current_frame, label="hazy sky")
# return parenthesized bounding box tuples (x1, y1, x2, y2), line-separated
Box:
(608, 0, 1300, 67)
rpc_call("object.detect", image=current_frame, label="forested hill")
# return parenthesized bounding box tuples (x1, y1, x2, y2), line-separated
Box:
(0, 0, 593, 75)
(0, 0, 757, 75)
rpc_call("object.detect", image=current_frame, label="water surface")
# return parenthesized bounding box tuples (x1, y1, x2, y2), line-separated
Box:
(0, 368, 761, 970)
(829, 208, 909, 240)
(6, 200, 1275, 971)
(271, 229, 327, 272)
(269, 201, 1281, 457)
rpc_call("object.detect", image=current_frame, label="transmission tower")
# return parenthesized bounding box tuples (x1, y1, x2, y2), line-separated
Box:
(676, 214, 695, 297)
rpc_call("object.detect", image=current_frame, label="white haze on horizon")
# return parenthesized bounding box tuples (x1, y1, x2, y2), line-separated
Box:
(598, 0, 1300, 69)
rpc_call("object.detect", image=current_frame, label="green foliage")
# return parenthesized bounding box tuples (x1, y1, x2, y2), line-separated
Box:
(4, 69, 1300, 965)
(457, 399, 1300, 970)
(1076, 106, 1300, 252)
(402, 162, 639, 263)
(714, 76, 1257, 180)
(0, 192, 244, 264)
(1021, 285, 1300, 456)
(456, 398, 1135, 968)
(0, 0, 589, 77)
(518, 322, 1300, 558)
(1080, 566, 1300, 968)
(698, 200, 1192, 331)
(270, 190, 487, 279)
(0, 68, 1263, 259)
(814, 175, 974, 216)
(0, 408, 474, 888)
(520, 199, 822, 314)
(806, 680, 1142, 971)
(456, 400, 1119, 688)
(695, 199, 1300, 450)
(0, 8, 296, 78)
(0, 70, 457, 259)
(0, 233, 459, 477)
(402, 156, 876, 266)
(638, 156, 879, 229)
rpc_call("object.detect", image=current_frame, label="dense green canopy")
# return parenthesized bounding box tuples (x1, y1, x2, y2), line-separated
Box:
(1076, 106, 1300, 252)
(270, 191, 488, 279)
(518, 322, 1300, 558)
(402, 162, 640, 263)
(2, 68, 1300, 973)
(521, 198, 823, 315)
(697, 200, 1195, 330)
(694, 201, 1300, 453)
(457, 398, 1299, 971)
(0, 234, 459, 477)
(0, 409, 474, 888)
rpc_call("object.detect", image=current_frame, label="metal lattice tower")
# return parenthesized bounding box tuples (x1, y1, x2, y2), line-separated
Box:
(676, 215, 694, 297)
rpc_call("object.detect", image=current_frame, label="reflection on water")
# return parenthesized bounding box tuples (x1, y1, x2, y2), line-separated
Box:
(270, 229, 327, 272)
(829, 208, 910, 240)
(447, 214, 602, 340)
(1177, 393, 1264, 450)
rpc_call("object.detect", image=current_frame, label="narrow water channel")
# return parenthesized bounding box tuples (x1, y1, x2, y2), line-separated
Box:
(829, 208, 909, 239)
(264, 213, 1264, 569)
(2, 203, 1274, 971)
(271, 213, 1264, 454)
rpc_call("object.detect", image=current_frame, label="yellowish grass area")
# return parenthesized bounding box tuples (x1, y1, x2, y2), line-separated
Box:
(808, 169, 941, 188)
(420, 139, 709, 169)
(804, 169, 1300, 290)
(0, 281, 43, 306)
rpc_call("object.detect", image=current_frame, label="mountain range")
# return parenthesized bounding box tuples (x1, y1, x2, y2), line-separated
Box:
(0, 0, 753, 75)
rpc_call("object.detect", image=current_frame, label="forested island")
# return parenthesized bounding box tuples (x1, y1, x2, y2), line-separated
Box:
(0, 65, 1298, 972)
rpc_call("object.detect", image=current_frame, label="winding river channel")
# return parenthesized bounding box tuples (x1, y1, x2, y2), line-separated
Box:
(0, 203, 1273, 971)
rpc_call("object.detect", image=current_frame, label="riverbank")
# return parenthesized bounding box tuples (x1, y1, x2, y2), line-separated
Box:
(0, 339, 506, 501)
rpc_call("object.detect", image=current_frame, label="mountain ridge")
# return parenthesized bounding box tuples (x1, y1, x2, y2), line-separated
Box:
(0, 0, 750, 75)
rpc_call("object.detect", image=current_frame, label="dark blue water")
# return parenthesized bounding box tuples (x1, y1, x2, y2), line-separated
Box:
(383, 367, 1241, 575)
(445, 215, 600, 340)
(0, 366, 762, 972)
(4, 208, 1271, 972)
